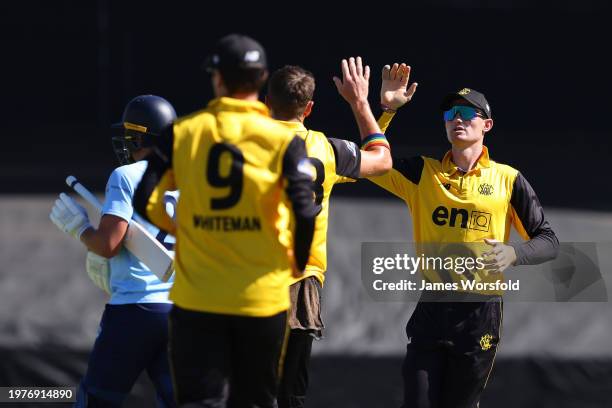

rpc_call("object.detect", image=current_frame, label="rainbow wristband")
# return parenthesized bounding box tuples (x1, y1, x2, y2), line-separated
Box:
(361, 133, 390, 151)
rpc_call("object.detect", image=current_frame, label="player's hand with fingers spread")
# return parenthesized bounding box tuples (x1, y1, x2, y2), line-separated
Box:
(50, 193, 92, 240)
(381, 63, 418, 111)
(482, 238, 517, 273)
(333, 56, 371, 106)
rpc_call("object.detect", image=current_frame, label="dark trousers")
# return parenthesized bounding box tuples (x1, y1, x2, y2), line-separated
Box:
(74, 303, 175, 408)
(278, 330, 314, 408)
(169, 305, 287, 408)
(401, 299, 503, 408)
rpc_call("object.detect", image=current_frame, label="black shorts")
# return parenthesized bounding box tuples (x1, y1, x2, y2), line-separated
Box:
(402, 296, 503, 408)
(168, 305, 287, 408)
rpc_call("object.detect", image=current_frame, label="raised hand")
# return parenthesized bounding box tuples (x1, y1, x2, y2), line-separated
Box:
(380, 63, 418, 111)
(333, 56, 371, 106)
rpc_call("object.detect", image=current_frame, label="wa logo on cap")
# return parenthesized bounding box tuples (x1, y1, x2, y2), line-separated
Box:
(458, 88, 471, 95)
(244, 50, 260, 63)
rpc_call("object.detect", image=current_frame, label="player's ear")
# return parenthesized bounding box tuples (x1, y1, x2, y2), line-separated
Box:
(212, 70, 227, 96)
(303, 101, 314, 118)
(483, 118, 493, 133)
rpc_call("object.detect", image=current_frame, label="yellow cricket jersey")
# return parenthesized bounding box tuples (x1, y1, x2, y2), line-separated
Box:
(276, 121, 360, 286)
(370, 112, 558, 294)
(143, 97, 315, 317)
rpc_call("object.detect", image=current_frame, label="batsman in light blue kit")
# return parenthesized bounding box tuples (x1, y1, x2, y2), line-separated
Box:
(50, 95, 178, 407)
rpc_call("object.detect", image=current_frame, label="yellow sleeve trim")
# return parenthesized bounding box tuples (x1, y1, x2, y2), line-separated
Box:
(377, 111, 396, 134)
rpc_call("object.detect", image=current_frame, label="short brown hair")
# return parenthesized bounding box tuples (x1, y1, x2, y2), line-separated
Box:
(267, 65, 315, 119)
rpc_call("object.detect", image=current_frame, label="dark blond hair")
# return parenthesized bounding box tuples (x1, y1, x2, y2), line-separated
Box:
(267, 65, 315, 119)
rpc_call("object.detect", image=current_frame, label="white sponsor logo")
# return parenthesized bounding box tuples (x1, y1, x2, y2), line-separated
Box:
(297, 158, 316, 180)
(344, 140, 357, 158)
(244, 50, 260, 62)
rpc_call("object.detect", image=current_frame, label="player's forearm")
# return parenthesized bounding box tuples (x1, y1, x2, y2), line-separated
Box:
(510, 230, 559, 265)
(357, 109, 393, 177)
(80, 227, 123, 258)
(350, 99, 382, 141)
(80, 214, 129, 258)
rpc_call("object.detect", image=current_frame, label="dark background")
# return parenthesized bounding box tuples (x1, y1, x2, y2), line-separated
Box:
(1, 0, 610, 210)
(1, 2, 612, 407)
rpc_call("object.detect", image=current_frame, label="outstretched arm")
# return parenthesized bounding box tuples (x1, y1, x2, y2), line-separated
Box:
(333, 56, 390, 177)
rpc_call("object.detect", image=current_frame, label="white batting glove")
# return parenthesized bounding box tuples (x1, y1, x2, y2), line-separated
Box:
(86, 251, 111, 295)
(49, 193, 92, 239)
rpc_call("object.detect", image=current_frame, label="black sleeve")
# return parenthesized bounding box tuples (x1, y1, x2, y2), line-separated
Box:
(393, 156, 424, 185)
(509, 172, 560, 265)
(133, 126, 174, 223)
(328, 138, 361, 179)
(282, 136, 317, 271)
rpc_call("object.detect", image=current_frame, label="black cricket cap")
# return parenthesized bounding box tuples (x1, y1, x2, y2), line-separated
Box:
(203, 34, 267, 72)
(440, 88, 492, 118)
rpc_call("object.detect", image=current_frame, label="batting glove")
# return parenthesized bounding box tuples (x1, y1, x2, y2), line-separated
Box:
(86, 251, 111, 295)
(49, 193, 92, 239)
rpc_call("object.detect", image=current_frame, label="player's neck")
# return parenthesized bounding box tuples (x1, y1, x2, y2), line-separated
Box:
(227, 92, 260, 101)
(450, 143, 483, 172)
(272, 114, 304, 123)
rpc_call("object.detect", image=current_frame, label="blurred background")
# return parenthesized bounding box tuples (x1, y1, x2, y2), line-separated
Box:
(1, 0, 611, 407)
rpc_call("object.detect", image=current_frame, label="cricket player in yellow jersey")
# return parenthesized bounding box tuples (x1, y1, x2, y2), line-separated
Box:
(133, 34, 318, 408)
(369, 63, 559, 408)
(265, 63, 414, 408)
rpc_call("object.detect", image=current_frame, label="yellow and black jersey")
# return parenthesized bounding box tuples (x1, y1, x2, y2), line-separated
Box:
(276, 121, 361, 286)
(134, 97, 316, 317)
(369, 113, 558, 294)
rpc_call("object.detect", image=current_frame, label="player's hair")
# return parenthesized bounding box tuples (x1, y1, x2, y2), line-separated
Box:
(267, 65, 315, 120)
(219, 67, 268, 95)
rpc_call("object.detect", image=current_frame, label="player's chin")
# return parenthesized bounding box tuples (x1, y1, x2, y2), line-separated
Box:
(448, 132, 478, 144)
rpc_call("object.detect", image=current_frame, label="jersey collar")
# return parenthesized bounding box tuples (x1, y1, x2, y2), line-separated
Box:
(276, 120, 307, 133)
(441, 145, 491, 176)
(207, 97, 270, 116)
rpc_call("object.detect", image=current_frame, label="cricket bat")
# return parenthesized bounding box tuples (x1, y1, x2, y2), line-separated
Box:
(66, 176, 174, 282)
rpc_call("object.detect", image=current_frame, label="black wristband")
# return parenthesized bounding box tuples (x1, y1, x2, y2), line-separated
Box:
(381, 104, 397, 113)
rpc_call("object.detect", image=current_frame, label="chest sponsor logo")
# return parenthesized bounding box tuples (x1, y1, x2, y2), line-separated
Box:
(478, 183, 494, 196)
(432, 206, 492, 232)
(480, 334, 494, 351)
